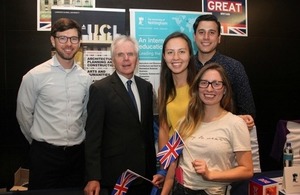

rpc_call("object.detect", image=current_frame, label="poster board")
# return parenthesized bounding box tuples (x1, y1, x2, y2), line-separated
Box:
(202, 0, 248, 36)
(37, 0, 95, 31)
(130, 9, 209, 93)
(51, 7, 126, 81)
(283, 166, 300, 194)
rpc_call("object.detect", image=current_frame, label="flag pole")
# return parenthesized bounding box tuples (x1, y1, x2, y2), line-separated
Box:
(127, 169, 153, 184)
(175, 130, 194, 161)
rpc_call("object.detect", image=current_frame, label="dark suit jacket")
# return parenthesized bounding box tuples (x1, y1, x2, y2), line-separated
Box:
(85, 71, 157, 188)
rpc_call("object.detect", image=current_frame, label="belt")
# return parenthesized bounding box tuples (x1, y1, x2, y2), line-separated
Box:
(174, 182, 208, 195)
(32, 139, 83, 151)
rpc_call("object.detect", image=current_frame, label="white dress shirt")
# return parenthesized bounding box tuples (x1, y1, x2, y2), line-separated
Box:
(16, 55, 92, 146)
(117, 73, 141, 121)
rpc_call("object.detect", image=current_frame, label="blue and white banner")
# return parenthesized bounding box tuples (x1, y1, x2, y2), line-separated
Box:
(130, 9, 209, 93)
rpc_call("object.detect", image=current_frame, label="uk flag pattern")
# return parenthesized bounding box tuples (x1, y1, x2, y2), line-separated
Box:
(221, 23, 247, 36)
(111, 170, 138, 195)
(157, 131, 184, 169)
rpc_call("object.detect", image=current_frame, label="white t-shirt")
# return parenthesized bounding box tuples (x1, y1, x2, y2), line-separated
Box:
(178, 112, 251, 194)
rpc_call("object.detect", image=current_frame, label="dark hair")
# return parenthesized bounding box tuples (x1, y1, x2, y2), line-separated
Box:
(158, 31, 196, 125)
(50, 18, 82, 38)
(193, 14, 221, 35)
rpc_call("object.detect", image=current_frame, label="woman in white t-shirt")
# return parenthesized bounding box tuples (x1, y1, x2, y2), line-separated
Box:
(161, 62, 253, 195)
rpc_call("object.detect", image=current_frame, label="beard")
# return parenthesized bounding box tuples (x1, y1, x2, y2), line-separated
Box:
(55, 48, 77, 61)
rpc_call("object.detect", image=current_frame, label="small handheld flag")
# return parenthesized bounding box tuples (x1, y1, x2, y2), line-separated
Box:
(111, 169, 138, 195)
(156, 130, 184, 169)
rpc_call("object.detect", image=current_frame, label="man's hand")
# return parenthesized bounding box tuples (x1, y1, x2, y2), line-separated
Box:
(239, 115, 255, 130)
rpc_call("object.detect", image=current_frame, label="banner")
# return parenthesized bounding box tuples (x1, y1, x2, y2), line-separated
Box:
(51, 7, 126, 81)
(37, 0, 95, 31)
(130, 9, 209, 93)
(84, 50, 113, 82)
(202, 0, 248, 37)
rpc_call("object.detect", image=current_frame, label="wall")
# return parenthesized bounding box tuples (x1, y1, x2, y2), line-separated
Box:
(1, 0, 300, 190)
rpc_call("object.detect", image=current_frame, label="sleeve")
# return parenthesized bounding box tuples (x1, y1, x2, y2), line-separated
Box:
(16, 72, 37, 143)
(231, 116, 251, 152)
(84, 83, 105, 181)
(82, 76, 93, 129)
(231, 61, 256, 117)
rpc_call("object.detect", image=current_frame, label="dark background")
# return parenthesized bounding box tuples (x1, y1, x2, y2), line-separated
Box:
(1, 0, 300, 190)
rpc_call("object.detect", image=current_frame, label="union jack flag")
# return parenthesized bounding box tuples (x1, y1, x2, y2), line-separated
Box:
(157, 131, 184, 169)
(111, 169, 138, 195)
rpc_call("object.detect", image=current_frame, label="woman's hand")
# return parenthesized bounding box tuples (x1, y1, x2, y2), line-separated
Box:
(152, 173, 165, 188)
(192, 159, 210, 180)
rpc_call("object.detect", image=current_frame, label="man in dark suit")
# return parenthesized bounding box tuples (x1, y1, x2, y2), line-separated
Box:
(84, 35, 157, 195)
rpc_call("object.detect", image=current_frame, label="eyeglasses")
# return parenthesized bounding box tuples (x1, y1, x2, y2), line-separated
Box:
(199, 80, 224, 90)
(54, 36, 80, 44)
(116, 52, 136, 59)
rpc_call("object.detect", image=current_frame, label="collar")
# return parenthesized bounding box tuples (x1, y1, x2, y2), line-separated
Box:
(194, 51, 220, 66)
(52, 55, 77, 71)
(116, 72, 136, 86)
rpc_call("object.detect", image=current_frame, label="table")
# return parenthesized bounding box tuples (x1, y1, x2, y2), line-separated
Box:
(0, 188, 83, 195)
(230, 170, 283, 195)
(0, 170, 283, 195)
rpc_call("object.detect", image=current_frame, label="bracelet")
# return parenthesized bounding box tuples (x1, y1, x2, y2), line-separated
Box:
(156, 169, 167, 177)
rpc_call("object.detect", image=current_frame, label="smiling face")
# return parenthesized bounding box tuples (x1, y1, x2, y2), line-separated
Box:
(194, 21, 221, 55)
(112, 40, 138, 79)
(163, 37, 190, 76)
(198, 69, 225, 106)
(50, 28, 81, 62)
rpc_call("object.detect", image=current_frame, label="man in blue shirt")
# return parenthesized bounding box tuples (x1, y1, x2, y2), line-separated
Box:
(193, 14, 256, 127)
(16, 18, 92, 190)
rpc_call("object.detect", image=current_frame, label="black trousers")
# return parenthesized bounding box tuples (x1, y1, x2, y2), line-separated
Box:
(28, 140, 85, 190)
(173, 182, 208, 195)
